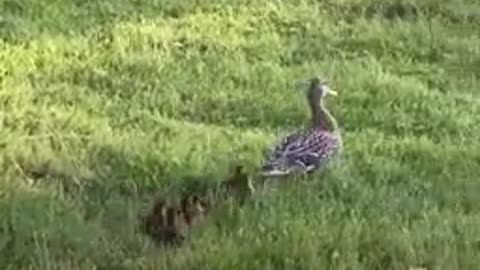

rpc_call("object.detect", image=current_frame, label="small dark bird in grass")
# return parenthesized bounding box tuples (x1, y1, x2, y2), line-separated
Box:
(222, 165, 255, 203)
(142, 198, 187, 247)
(161, 206, 188, 246)
(181, 194, 209, 226)
(142, 198, 167, 239)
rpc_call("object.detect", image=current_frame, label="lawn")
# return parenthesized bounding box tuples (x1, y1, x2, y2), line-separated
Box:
(0, 0, 479, 269)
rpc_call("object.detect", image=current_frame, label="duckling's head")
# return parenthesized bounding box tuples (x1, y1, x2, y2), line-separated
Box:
(182, 195, 206, 214)
(192, 195, 209, 212)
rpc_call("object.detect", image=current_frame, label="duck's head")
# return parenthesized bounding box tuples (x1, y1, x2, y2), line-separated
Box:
(296, 76, 338, 102)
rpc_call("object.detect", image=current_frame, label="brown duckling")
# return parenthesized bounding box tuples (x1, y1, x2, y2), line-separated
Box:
(142, 198, 187, 246)
(222, 165, 255, 203)
(162, 206, 188, 246)
(181, 194, 209, 226)
(143, 198, 167, 238)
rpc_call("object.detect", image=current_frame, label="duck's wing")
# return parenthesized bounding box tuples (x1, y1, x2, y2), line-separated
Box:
(260, 130, 307, 175)
(288, 130, 340, 169)
(263, 130, 305, 161)
(261, 130, 339, 176)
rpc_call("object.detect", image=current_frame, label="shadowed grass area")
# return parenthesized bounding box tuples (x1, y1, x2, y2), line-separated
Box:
(1, 0, 480, 269)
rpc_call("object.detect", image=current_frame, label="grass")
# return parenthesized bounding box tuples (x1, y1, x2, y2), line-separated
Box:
(1, 0, 480, 269)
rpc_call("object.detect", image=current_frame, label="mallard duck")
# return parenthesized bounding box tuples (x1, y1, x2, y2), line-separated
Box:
(260, 76, 342, 177)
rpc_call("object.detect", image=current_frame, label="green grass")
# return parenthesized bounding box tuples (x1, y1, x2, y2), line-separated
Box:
(1, 0, 480, 269)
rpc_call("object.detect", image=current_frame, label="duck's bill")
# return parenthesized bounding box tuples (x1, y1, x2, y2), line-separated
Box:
(323, 85, 338, 96)
(328, 89, 338, 96)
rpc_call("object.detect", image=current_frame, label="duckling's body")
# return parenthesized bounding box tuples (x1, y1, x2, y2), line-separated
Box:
(260, 77, 342, 177)
(142, 198, 187, 246)
(181, 194, 208, 226)
(162, 206, 188, 245)
(143, 198, 167, 237)
(222, 165, 254, 202)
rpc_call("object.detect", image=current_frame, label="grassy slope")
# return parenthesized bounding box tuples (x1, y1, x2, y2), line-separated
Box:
(1, 0, 480, 269)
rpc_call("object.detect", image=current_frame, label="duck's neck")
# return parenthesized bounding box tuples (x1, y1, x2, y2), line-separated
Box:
(309, 99, 338, 132)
